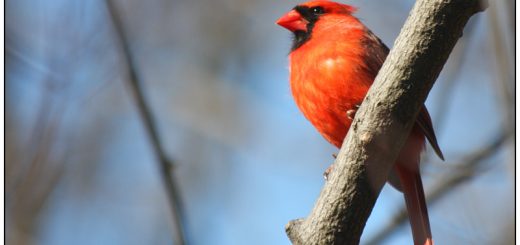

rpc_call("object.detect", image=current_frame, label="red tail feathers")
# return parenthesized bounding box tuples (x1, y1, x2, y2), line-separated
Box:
(395, 164, 433, 245)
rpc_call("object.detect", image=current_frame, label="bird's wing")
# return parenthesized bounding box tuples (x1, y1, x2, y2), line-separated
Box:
(363, 30, 444, 160)
(416, 106, 444, 160)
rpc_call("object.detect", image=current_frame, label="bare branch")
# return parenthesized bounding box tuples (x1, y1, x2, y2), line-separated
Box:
(431, 19, 476, 131)
(487, 1, 514, 127)
(366, 130, 511, 245)
(285, 0, 486, 244)
(105, 1, 188, 244)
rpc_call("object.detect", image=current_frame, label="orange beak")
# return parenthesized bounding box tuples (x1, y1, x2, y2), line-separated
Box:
(276, 10, 308, 32)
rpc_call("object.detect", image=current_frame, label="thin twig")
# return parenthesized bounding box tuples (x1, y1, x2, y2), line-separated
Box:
(365, 130, 511, 245)
(432, 18, 476, 132)
(105, 1, 188, 244)
(487, 1, 514, 127)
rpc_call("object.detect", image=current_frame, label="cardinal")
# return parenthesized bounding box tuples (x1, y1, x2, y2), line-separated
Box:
(277, 1, 444, 244)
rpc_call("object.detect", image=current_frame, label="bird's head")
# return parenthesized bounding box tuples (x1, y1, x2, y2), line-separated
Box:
(276, 1, 357, 50)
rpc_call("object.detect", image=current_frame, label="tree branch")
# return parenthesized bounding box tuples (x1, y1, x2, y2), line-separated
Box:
(105, 1, 188, 244)
(285, 0, 486, 244)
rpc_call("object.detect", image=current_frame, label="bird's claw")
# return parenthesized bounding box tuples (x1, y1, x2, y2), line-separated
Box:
(347, 104, 361, 120)
(323, 164, 335, 180)
(347, 109, 356, 120)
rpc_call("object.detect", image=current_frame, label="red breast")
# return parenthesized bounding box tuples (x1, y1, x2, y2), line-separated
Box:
(280, 3, 376, 147)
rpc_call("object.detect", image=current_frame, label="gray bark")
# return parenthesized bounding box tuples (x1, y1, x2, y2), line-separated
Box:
(285, 0, 486, 244)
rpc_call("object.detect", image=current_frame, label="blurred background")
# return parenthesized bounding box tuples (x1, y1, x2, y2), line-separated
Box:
(5, 0, 514, 244)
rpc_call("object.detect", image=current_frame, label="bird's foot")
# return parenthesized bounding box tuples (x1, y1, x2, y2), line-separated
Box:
(347, 104, 361, 120)
(324, 153, 340, 180)
(323, 164, 335, 180)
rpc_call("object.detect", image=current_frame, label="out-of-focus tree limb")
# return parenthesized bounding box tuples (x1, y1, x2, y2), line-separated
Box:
(431, 18, 476, 132)
(487, 1, 514, 180)
(487, 1, 514, 127)
(105, 1, 188, 244)
(6, 88, 69, 245)
(285, 0, 486, 244)
(365, 130, 512, 245)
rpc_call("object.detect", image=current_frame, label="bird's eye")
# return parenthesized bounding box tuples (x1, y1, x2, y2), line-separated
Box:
(310, 6, 325, 15)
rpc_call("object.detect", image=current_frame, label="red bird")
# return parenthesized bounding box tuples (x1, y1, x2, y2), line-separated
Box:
(277, 1, 444, 244)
